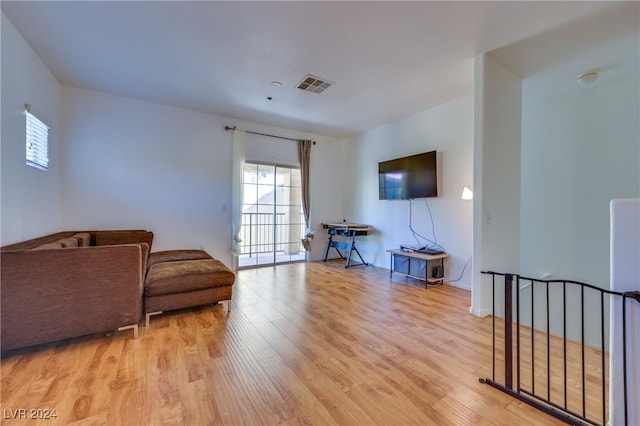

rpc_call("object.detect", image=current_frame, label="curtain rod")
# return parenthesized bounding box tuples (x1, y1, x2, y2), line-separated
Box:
(225, 125, 315, 144)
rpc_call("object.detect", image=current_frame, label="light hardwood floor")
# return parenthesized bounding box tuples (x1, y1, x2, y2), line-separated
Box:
(0, 260, 564, 425)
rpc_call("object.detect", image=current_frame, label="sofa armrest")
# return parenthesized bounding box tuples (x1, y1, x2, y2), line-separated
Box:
(1, 244, 143, 351)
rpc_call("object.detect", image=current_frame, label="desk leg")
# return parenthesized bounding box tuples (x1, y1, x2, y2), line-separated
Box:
(390, 254, 393, 279)
(345, 234, 368, 268)
(323, 234, 332, 262)
(345, 233, 354, 267)
(425, 261, 428, 289)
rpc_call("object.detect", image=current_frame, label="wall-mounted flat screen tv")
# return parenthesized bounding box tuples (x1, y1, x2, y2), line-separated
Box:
(378, 150, 438, 200)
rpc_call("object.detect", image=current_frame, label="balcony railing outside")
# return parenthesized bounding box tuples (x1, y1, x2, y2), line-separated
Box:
(240, 212, 305, 258)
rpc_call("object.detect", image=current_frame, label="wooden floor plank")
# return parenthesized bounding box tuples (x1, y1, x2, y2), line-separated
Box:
(1, 260, 575, 425)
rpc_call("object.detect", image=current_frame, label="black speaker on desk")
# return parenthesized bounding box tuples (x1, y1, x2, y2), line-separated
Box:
(432, 265, 444, 278)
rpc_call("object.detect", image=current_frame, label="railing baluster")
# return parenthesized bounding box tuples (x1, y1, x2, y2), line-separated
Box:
(492, 272, 496, 382)
(249, 213, 253, 257)
(600, 292, 606, 425)
(546, 280, 551, 401)
(581, 285, 586, 418)
(505, 274, 513, 390)
(622, 295, 628, 426)
(563, 282, 568, 410)
(516, 275, 521, 393)
(531, 278, 535, 395)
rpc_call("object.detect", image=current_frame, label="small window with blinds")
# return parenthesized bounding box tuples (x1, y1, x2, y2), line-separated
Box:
(26, 109, 49, 171)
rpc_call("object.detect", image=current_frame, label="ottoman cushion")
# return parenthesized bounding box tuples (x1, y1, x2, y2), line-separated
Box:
(145, 259, 235, 297)
(147, 249, 213, 268)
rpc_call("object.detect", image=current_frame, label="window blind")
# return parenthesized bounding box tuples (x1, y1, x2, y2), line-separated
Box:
(26, 110, 49, 171)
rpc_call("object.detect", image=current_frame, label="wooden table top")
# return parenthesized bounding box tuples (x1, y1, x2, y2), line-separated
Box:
(323, 223, 373, 231)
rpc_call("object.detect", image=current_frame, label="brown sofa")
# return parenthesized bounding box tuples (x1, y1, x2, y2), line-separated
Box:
(1, 230, 153, 351)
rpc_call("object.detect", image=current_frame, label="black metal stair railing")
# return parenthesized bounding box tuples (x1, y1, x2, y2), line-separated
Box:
(480, 271, 639, 426)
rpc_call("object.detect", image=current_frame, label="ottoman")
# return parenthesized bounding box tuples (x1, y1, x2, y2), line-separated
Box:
(144, 250, 235, 326)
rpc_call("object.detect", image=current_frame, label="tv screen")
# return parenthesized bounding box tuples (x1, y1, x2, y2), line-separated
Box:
(378, 151, 437, 200)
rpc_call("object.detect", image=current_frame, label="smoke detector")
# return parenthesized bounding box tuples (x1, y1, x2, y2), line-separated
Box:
(296, 74, 333, 94)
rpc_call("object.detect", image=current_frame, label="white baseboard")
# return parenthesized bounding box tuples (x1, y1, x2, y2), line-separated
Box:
(469, 305, 492, 317)
(446, 281, 471, 291)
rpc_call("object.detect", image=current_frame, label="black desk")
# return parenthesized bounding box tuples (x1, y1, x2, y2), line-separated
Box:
(322, 223, 372, 268)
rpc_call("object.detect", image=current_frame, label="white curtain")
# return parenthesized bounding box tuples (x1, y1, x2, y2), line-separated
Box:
(231, 130, 246, 261)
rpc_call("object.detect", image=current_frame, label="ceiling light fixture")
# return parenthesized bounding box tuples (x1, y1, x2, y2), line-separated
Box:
(577, 71, 599, 85)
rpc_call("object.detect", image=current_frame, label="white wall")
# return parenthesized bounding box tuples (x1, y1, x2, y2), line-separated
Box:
(472, 54, 523, 316)
(343, 96, 474, 289)
(60, 86, 344, 264)
(518, 38, 639, 347)
(1, 12, 62, 245)
(521, 65, 640, 286)
(60, 87, 231, 259)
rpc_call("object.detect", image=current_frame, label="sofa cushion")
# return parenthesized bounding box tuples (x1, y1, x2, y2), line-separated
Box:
(145, 259, 235, 297)
(147, 249, 213, 268)
(32, 242, 64, 250)
(95, 230, 153, 249)
(2, 232, 76, 251)
(57, 237, 78, 248)
(71, 232, 91, 247)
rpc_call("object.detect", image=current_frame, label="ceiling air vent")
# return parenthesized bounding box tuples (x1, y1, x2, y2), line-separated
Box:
(296, 74, 333, 94)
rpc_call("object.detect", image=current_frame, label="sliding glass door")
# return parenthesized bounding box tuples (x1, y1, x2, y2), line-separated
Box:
(238, 163, 306, 268)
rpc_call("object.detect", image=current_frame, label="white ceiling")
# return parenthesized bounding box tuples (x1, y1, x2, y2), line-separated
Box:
(2, 1, 634, 138)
